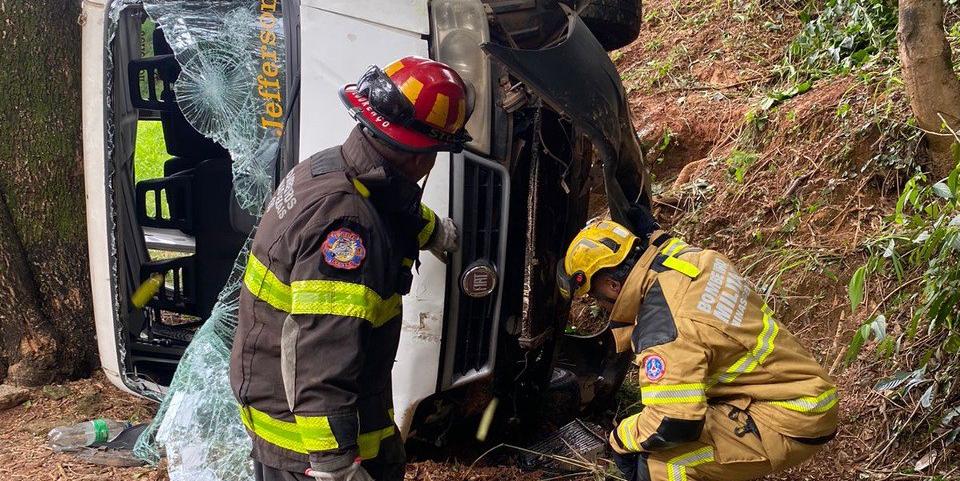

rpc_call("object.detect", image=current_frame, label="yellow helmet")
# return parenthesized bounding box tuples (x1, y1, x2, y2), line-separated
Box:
(557, 220, 638, 299)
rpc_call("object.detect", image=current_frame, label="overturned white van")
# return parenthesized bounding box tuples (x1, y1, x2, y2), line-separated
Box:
(81, 0, 648, 472)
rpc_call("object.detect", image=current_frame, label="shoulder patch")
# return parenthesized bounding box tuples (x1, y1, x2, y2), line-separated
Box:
(643, 354, 666, 382)
(322, 228, 366, 270)
(632, 280, 678, 353)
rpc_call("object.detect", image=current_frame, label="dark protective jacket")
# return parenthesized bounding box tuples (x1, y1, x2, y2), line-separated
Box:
(229, 127, 439, 473)
(608, 232, 838, 456)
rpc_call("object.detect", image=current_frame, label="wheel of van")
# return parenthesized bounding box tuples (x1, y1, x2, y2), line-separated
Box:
(482, 0, 568, 49)
(576, 0, 643, 51)
(483, 0, 642, 51)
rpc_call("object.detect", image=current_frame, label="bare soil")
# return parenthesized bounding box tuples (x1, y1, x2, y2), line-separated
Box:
(5, 1, 958, 480)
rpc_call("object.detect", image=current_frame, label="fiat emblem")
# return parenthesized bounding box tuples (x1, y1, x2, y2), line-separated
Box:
(461, 260, 497, 298)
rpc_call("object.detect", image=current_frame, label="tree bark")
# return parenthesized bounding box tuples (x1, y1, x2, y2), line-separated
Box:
(899, 0, 960, 178)
(0, 1, 96, 385)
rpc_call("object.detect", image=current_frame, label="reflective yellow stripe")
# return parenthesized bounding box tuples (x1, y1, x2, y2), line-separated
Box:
(242, 406, 396, 458)
(767, 388, 839, 413)
(244, 254, 292, 312)
(617, 413, 641, 452)
(358, 425, 395, 460)
(426, 92, 450, 127)
(667, 446, 715, 481)
(292, 280, 402, 327)
(661, 256, 701, 278)
(659, 238, 700, 278)
(383, 59, 405, 77)
(661, 238, 681, 255)
(240, 406, 307, 454)
(402, 258, 414, 268)
(641, 383, 707, 405)
(454, 98, 467, 130)
(417, 203, 437, 248)
(245, 254, 401, 326)
(714, 306, 779, 384)
(295, 415, 339, 452)
(352, 178, 371, 198)
(399, 78, 424, 105)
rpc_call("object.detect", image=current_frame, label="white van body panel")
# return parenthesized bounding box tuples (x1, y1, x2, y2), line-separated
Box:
(83, 0, 135, 397)
(87, 1, 449, 435)
(298, 5, 431, 158)
(299, 3, 445, 437)
(301, 0, 430, 35)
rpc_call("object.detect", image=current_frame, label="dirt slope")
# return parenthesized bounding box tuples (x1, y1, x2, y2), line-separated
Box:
(619, 0, 956, 479)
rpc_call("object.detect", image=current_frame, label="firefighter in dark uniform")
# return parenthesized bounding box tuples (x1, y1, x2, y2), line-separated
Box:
(230, 56, 474, 481)
(557, 220, 839, 481)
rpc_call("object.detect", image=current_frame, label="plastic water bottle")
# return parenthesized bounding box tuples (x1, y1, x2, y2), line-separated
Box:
(47, 419, 130, 451)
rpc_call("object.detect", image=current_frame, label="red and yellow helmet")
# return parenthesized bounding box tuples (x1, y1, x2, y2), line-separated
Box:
(340, 56, 474, 153)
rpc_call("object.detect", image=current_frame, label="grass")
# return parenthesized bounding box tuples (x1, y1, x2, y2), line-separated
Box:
(135, 120, 168, 218)
(135, 120, 166, 184)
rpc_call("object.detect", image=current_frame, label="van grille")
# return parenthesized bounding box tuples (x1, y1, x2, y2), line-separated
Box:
(449, 157, 507, 381)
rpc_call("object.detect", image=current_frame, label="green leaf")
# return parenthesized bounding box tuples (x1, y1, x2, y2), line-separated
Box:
(848, 265, 866, 312)
(759, 96, 777, 111)
(845, 323, 870, 365)
(946, 334, 960, 354)
(875, 370, 912, 391)
(869, 314, 887, 341)
(933, 182, 954, 200)
(882, 239, 895, 258)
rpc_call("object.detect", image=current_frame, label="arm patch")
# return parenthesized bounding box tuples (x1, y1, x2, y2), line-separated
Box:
(322, 228, 366, 270)
(632, 280, 678, 353)
(316, 219, 373, 281)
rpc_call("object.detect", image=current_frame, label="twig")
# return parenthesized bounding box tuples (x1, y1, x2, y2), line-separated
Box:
(866, 396, 923, 466)
(660, 75, 769, 93)
(935, 112, 960, 144)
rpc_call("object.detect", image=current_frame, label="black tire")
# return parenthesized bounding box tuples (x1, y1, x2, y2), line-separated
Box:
(482, 0, 568, 49)
(577, 0, 642, 51)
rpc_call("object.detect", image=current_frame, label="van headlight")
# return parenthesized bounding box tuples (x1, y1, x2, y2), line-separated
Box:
(431, 0, 492, 155)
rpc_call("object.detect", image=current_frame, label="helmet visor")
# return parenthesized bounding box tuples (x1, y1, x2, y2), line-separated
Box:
(556, 260, 587, 300)
(356, 66, 416, 125)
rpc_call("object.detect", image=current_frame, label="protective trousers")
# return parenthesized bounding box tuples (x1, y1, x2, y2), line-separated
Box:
(253, 434, 406, 481)
(615, 404, 824, 481)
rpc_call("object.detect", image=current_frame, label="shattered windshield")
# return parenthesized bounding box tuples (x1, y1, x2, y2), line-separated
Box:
(104, 1, 288, 480)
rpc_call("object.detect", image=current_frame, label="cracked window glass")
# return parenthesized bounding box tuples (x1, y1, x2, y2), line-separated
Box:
(101, 1, 289, 480)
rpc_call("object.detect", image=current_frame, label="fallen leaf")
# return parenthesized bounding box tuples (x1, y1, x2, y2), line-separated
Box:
(915, 450, 937, 471)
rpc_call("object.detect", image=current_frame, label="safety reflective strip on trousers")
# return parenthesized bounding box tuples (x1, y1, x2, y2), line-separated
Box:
(667, 446, 715, 481)
(641, 383, 707, 405)
(767, 387, 839, 413)
(243, 254, 402, 327)
(417, 203, 437, 248)
(711, 304, 779, 385)
(240, 406, 393, 459)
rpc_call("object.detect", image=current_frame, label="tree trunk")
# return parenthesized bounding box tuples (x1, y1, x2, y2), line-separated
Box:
(0, 1, 96, 386)
(899, 0, 960, 178)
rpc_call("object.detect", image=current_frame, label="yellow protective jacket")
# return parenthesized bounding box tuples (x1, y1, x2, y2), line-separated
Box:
(609, 232, 838, 454)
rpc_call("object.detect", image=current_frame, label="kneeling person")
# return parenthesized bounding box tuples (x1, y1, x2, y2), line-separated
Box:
(557, 220, 838, 481)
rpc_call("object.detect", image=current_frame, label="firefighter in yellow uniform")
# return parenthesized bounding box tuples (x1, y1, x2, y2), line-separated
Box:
(557, 220, 838, 481)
